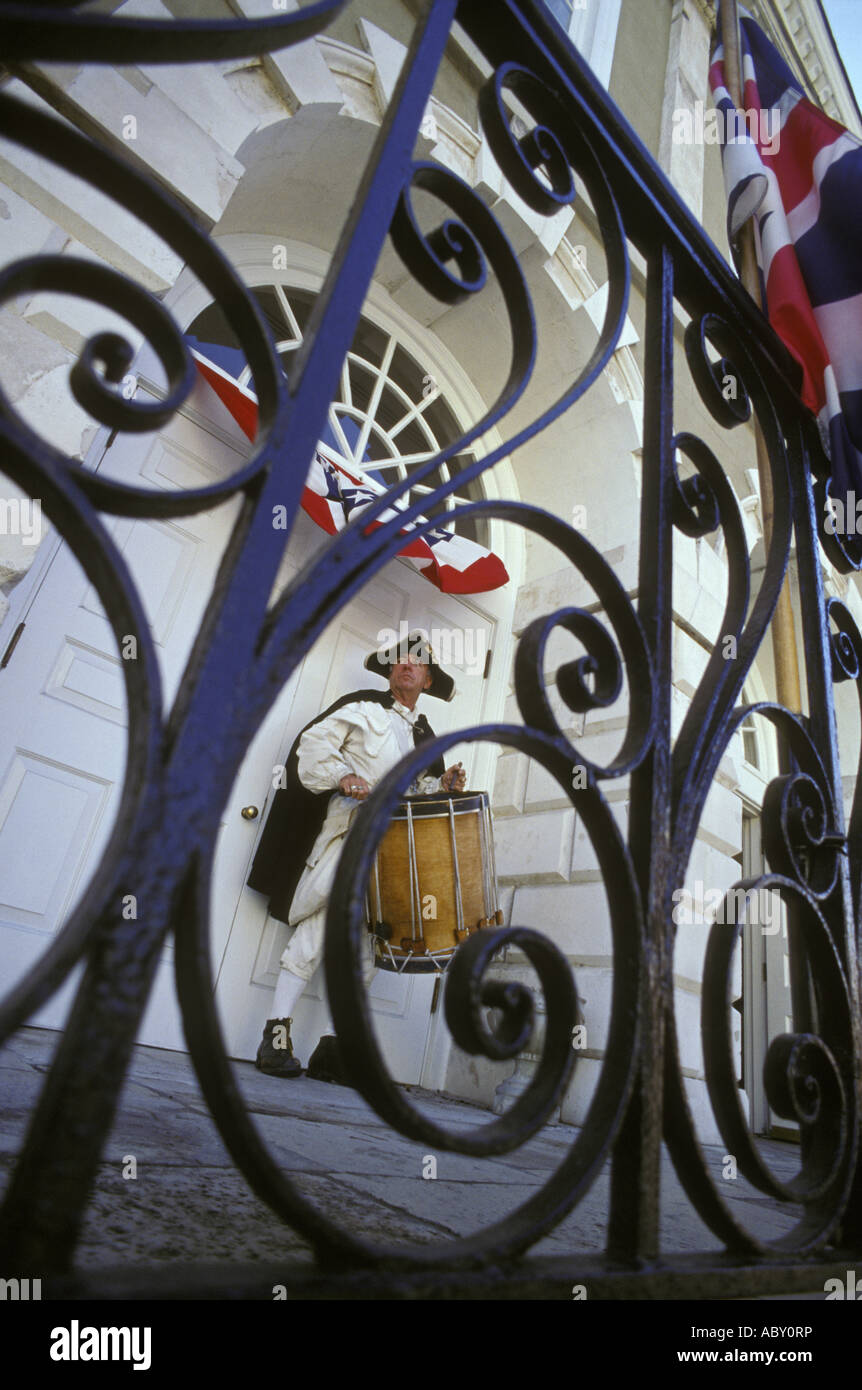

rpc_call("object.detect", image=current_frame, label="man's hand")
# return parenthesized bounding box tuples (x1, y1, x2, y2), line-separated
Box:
(339, 774, 371, 801)
(441, 762, 466, 792)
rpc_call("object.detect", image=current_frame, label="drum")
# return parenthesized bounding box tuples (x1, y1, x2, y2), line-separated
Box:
(367, 790, 502, 973)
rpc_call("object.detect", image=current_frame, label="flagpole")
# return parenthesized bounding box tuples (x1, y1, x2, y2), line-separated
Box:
(719, 0, 802, 717)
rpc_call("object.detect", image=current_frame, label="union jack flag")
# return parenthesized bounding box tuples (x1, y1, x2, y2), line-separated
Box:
(709, 4, 862, 502)
(191, 351, 509, 595)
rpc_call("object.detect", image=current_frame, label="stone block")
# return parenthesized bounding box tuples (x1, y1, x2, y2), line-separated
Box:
(0, 313, 94, 459)
(557, 963, 614, 1054)
(358, 18, 406, 107)
(573, 721, 630, 776)
(673, 985, 706, 1077)
(138, 59, 260, 152)
(0, 82, 183, 291)
(671, 915, 711, 985)
(21, 239, 145, 358)
(571, 799, 628, 874)
(582, 280, 639, 348)
(698, 535, 727, 597)
(210, 0, 345, 112)
(513, 565, 591, 633)
(524, 757, 574, 811)
(672, 622, 710, 698)
(512, 882, 612, 957)
(696, 778, 743, 859)
(494, 808, 574, 883)
(688, 583, 726, 649)
(0, 183, 55, 262)
(492, 750, 527, 816)
(47, 67, 245, 223)
(686, 838, 742, 897)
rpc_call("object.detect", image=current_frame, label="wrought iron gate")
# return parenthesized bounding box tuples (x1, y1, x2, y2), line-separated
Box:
(0, 0, 860, 1297)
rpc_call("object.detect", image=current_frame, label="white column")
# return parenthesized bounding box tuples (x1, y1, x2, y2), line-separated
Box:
(658, 0, 714, 222)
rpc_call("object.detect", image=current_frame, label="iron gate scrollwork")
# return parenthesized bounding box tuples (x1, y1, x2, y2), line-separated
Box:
(0, 0, 859, 1294)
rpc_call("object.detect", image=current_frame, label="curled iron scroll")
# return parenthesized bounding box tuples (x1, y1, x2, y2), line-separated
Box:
(665, 703, 856, 1252)
(478, 62, 578, 215)
(701, 879, 853, 1233)
(673, 313, 793, 855)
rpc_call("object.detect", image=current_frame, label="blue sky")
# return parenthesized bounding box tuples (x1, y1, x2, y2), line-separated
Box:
(821, 0, 862, 116)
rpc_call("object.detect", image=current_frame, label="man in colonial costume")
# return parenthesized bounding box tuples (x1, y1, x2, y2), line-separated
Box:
(246, 633, 465, 1081)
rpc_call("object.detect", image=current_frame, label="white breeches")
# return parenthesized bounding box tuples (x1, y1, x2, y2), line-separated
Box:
(280, 907, 377, 986)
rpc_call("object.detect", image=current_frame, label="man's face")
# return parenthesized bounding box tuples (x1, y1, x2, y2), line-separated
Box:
(389, 655, 432, 705)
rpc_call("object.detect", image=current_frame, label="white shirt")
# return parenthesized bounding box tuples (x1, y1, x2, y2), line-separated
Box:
(289, 698, 441, 925)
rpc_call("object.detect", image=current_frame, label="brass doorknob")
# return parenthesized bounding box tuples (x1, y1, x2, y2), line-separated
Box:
(241, 805, 259, 820)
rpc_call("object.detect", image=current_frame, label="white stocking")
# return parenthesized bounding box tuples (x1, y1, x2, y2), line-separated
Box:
(272, 966, 306, 1020)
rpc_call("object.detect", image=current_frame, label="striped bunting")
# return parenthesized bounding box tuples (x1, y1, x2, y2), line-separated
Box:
(191, 350, 509, 595)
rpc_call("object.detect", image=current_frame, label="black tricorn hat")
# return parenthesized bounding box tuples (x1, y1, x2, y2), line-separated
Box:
(365, 630, 456, 702)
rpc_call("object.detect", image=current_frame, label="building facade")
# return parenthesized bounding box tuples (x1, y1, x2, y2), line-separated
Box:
(0, 0, 860, 1213)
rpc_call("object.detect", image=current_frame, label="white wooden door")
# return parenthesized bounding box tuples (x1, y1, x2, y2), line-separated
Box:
(0, 374, 502, 1084)
(0, 372, 248, 1046)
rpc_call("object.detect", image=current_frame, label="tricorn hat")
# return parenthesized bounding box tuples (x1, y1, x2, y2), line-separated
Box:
(365, 630, 456, 702)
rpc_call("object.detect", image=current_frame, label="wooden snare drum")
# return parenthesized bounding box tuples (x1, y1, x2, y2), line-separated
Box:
(367, 791, 502, 973)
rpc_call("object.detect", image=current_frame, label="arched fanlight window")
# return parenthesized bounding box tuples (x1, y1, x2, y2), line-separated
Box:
(186, 284, 488, 545)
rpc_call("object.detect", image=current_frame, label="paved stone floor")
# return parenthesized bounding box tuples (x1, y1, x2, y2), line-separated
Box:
(2, 1023, 833, 1300)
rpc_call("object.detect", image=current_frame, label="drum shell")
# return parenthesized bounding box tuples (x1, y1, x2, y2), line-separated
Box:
(368, 792, 500, 971)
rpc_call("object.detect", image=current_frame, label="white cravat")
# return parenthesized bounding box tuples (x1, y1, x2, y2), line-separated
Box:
(388, 699, 419, 758)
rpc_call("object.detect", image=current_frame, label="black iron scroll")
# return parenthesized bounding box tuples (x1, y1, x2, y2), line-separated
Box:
(0, 0, 858, 1295)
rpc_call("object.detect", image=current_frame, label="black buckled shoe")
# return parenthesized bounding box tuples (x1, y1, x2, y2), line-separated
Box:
(255, 1017, 302, 1078)
(306, 1034, 350, 1086)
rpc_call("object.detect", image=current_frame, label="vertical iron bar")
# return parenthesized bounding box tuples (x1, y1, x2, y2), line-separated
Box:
(608, 243, 675, 1260)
